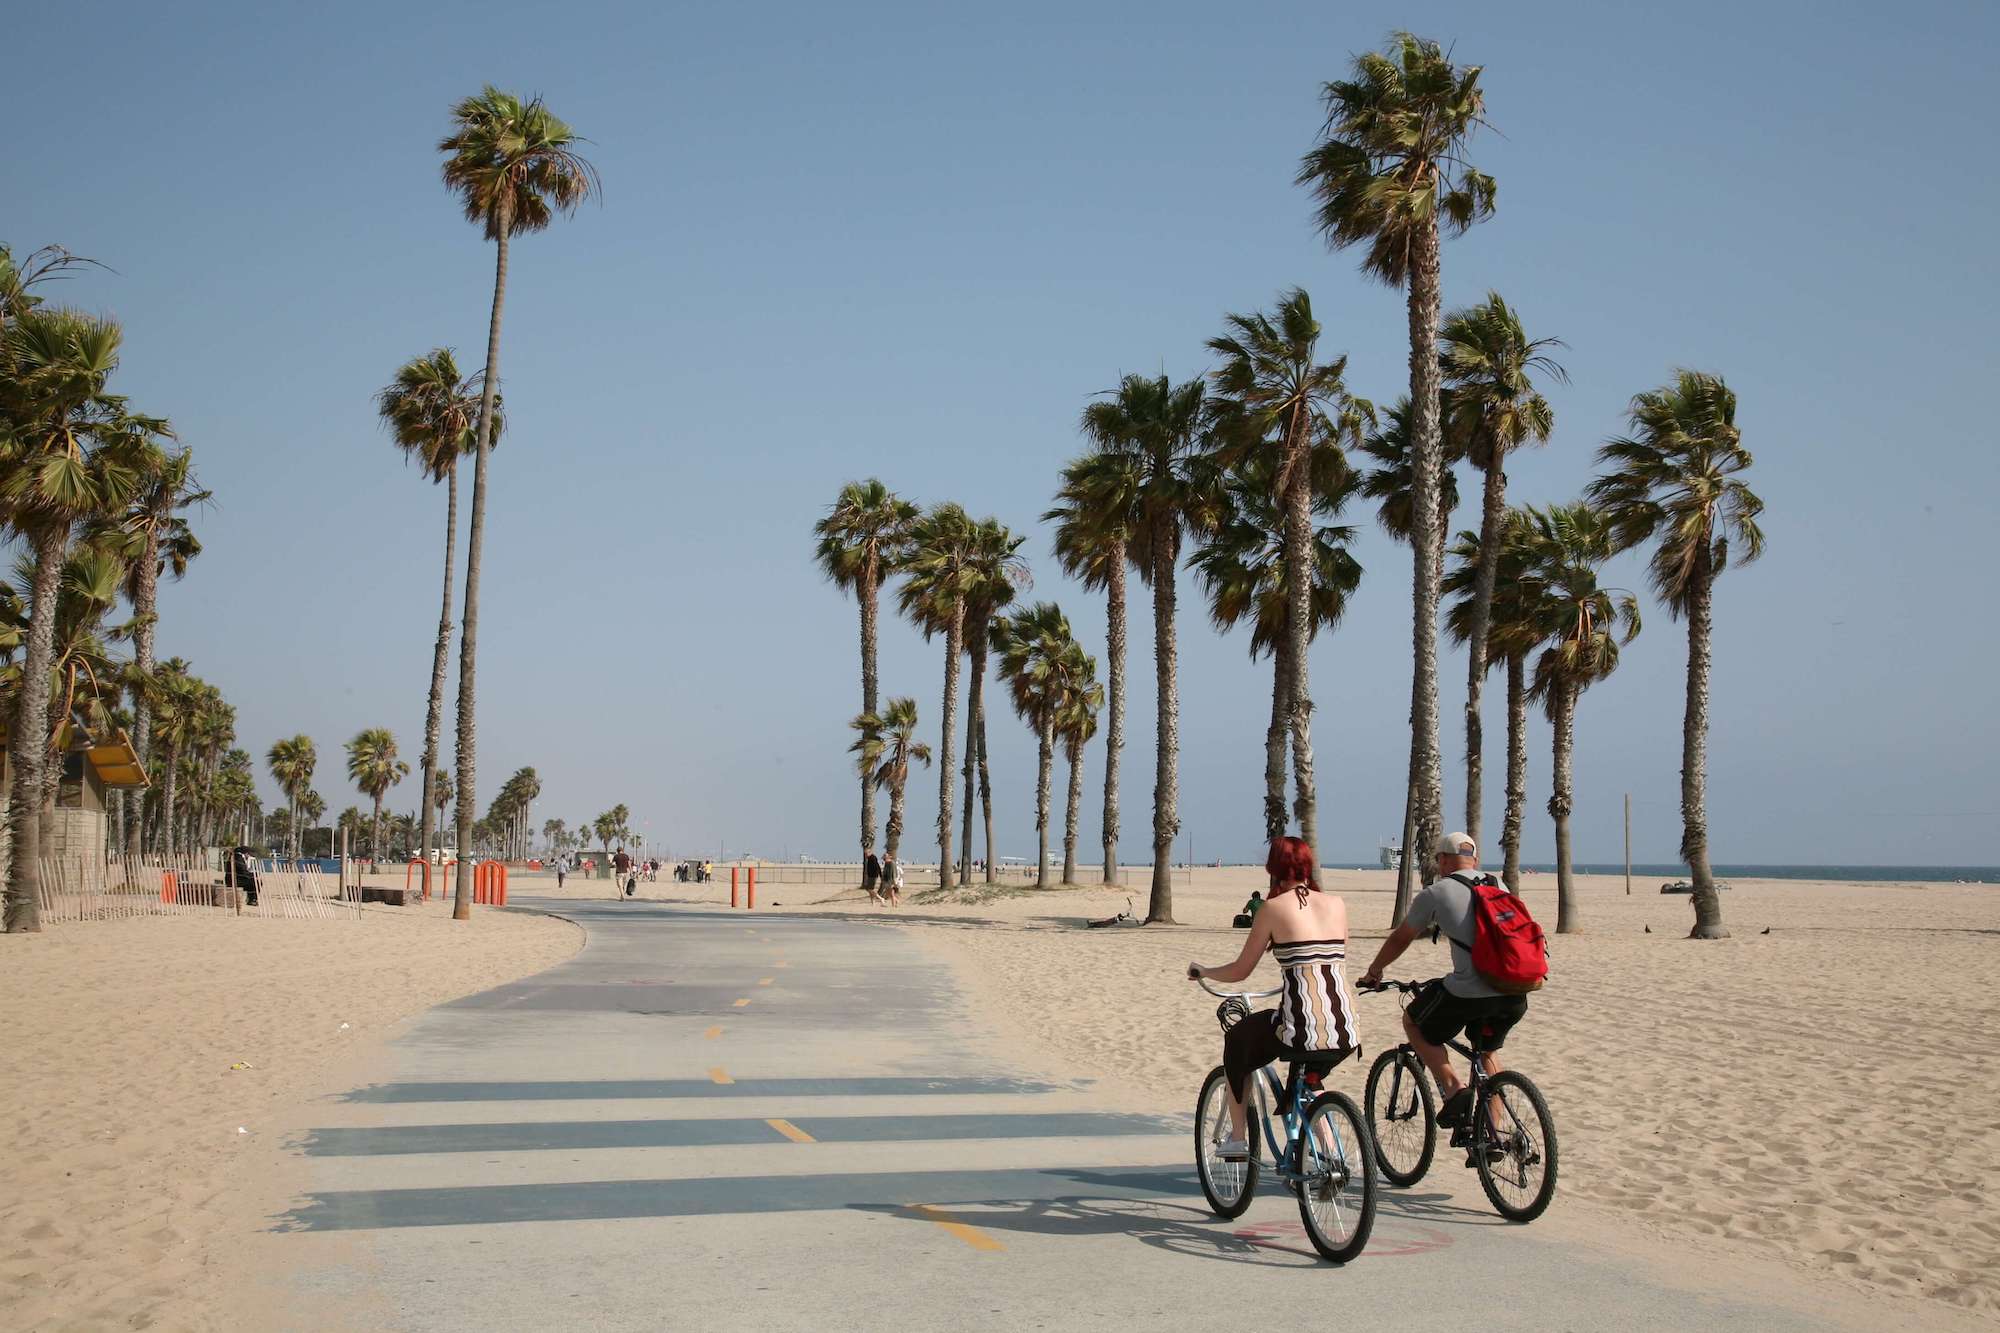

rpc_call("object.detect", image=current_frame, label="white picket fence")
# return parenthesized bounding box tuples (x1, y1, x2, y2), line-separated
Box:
(32, 852, 363, 925)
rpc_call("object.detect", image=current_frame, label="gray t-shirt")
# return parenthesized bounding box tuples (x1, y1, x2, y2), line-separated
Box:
(1404, 872, 1502, 999)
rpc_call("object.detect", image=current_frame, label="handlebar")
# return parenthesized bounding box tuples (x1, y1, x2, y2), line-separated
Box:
(1192, 975, 1281, 1001)
(1357, 978, 1426, 994)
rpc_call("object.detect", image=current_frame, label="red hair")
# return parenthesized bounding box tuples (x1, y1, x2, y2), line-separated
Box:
(1265, 836, 1316, 888)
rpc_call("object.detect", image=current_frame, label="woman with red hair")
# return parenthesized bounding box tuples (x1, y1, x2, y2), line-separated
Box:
(1186, 836, 1359, 1159)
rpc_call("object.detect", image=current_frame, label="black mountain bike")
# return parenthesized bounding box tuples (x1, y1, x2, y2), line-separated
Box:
(1358, 978, 1558, 1222)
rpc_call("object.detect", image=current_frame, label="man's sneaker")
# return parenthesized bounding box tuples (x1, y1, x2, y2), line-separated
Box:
(1436, 1088, 1473, 1128)
(1215, 1138, 1250, 1162)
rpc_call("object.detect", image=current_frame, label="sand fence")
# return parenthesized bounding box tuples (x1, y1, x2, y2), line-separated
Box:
(32, 852, 363, 925)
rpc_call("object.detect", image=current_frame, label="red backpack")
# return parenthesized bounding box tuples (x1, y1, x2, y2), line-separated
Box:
(1447, 873, 1548, 994)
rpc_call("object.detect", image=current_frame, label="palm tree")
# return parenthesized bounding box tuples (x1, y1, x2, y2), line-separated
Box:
(266, 734, 317, 858)
(83, 434, 203, 860)
(1586, 371, 1764, 939)
(1192, 451, 1363, 841)
(0, 307, 139, 930)
(1520, 504, 1640, 934)
(993, 602, 1086, 889)
(346, 728, 410, 861)
(378, 348, 497, 874)
(1358, 396, 1461, 919)
(1300, 32, 1495, 896)
(957, 518, 1029, 883)
(439, 86, 598, 922)
(1045, 451, 1142, 885)
(1055, 646, 1104, 887)
(148, 662, 202, 861)
(1081, 374, 1212, 923)
(813, 479, 919, 873)
(850, 697, 931, 863)
(1440, 293, 1565, 846)
(897, 503, 980, 889)
(1206, 288, 1370, 862)
(1445, 508, 1545, 892)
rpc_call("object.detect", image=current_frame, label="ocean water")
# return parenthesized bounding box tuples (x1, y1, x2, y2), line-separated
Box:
(1332, 862, 1997, 884)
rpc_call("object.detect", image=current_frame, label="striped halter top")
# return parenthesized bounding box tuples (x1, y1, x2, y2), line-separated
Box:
(1271, 936, 1359, 1054)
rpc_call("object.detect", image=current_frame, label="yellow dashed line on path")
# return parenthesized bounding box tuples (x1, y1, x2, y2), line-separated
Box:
(733, 998, 751, 1007)
(704, 1026, 723, 1040)
(708, 1067, 733, 1085)
(907, 1204, 1004, 1251)
(757, 977, 774, 986)
(774, 960, 789, 969)
(766, 1118, 815, 1143)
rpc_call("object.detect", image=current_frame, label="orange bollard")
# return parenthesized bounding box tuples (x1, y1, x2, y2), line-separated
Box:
(747, 865, 756, 910)
(496, 864, 508, 907)
(730, 866, 739, 908)
(161, 871, 178, 904)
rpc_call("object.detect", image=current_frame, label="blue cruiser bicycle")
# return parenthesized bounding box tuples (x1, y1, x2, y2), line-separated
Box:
(1192, 977, 1379, 1262)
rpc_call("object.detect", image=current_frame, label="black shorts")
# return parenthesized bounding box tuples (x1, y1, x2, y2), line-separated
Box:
(1407, 981, 1527, 1051)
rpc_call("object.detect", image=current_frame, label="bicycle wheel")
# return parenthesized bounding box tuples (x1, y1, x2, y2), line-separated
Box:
(1194, 1065, 1260, 1218)
(1474, 1070, 1559, 1222)
(1293, 1091, 1377, 1263)
(1364, 1048, 1436, 1187)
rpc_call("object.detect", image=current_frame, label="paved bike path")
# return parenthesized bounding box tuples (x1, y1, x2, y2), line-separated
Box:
(257, 898, 1904, 1330)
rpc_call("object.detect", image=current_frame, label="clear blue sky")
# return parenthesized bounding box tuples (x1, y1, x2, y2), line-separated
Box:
(12, 1, 1997, 865)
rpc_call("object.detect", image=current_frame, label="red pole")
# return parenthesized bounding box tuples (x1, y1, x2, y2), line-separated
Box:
(747, 865, 756, 910)
(730, 866, 739, 909)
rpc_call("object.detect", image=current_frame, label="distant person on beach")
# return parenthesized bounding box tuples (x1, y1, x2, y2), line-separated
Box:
(613, 846, 633, 898)
(863, 852, 882, 902)
(882, 855, 903, 906)
(1232, 890, 1263, 928)
(1187, 837, 1357, 1161)
(1360, 831, 1531, 1134)
(555, 853, 568, 889)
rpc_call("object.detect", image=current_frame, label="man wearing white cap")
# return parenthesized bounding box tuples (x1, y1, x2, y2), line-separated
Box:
(1360, 831, 1529, 1135)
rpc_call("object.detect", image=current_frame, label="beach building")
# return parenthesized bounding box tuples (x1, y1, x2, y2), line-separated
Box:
(0, 722, 151, 867)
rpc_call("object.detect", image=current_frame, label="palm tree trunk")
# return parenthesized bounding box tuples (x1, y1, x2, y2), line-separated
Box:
(1148, 523, 1180, 924)
(1404, 218, 1448, 887)
(161, 748, 180, 863)
(1062, 735, 1084, 885)
(1501, 653, 1528, 893)
(1263, 645, 1292, 841)
(936, 604, 963, 890)
(959, 617, 984, 882)
(1101, 546, 1126, 885)
(1392, 778, 1417, 924)
(4, 526, 69, 932)
(1464, 461, 1506, 845)
(126, 526, 160, 862)
(453, 213, 510, 922)
(1549, 681, 1579, 934)
(885, 769, 905, 861)
(858, 563, 879, 871)
(421, 465, 458, 877)
(1683, 545, 1727, 938)
(373, 796, 385, 865)
(1035, 719, 1054, 888)
(977, 691, 996, 883)
(1281, 414, 1319, 868)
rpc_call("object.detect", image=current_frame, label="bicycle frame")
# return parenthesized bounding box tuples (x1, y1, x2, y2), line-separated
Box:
(1197, 978, 1360, 1182)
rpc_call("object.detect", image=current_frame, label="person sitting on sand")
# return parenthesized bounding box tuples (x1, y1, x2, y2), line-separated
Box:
(1360, 831, 1528, 1135)
(1232, 890, 1264, 928)
(1187, 836, 1358, 1161)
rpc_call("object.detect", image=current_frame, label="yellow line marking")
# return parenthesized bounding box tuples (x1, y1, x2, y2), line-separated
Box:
(766, 1118, 815, 1143)
(704, 1025, 723, 1039)
(908, 1204, 1004, 1251)
(757, 977, 774, 986)
(708, 1067, 733, 1084)
(733, 998, 751, 1007)
(774, 960, 789, 968)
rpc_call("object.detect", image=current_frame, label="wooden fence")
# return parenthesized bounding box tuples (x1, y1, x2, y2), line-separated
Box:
(32, 852, 363, 925)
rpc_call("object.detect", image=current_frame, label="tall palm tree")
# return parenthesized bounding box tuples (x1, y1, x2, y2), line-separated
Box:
(1440, 293, 1565, 846)
(0, 307, 138, 930)
(1445, 509, 1545, 892)
(148, 662, 202, 861)
(850, 696, 931, 863)
(1586, 371, 1764, 940)
(439, 86, 598, 922)
(1193, 451, 1364, 842)
(897, 503, 980, 889)
(377, 348, 497, 874)
(1081, 374, 1212, 923)
(1521, 504, 1640, 934)
(993, 602, 1085, 889)
(1055, 646, 1104, 887)
(1206, 288, 1370, 862)
(1301, 31, 1495, 897)
(1044, 451, 1142, 885)
(266, 734, 317, 858)
(813, 479, 919, 873)
(1358, 396, 1460, 919)
(346, 728, 410, 861)
(957, 518, 1029, 882)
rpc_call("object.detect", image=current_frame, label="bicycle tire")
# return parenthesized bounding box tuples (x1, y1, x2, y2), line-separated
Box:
(1293, 1091, 1377, 1263)
(1474, 1070, 1558, 1222)
(1194, 1065, 1259, 1218)
(1364, 1048, 1436, 1187)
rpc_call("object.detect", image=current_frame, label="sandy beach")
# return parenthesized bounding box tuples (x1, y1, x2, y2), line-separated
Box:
(0, 894, 581, 1332)
(720, 864, 2000, 1320)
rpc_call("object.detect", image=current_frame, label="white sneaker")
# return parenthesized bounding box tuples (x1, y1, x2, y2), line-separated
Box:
(1216, 1137, 1249, 1162)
